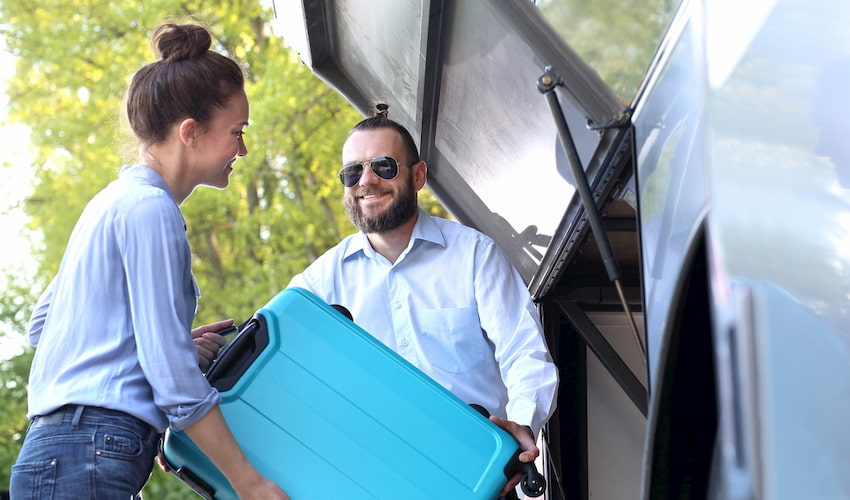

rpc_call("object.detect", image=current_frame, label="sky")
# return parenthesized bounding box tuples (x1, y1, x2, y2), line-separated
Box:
(0, 41, 36, 360)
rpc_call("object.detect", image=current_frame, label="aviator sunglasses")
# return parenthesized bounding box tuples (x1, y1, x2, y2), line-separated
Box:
(338, 156, 403, 187)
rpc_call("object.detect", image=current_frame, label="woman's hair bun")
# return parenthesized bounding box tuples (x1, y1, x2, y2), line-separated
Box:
(153, 23, 212, 63)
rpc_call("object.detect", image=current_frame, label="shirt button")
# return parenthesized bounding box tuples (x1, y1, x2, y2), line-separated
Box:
(394, 302, 402, 309)
(401, 340, 409, 347)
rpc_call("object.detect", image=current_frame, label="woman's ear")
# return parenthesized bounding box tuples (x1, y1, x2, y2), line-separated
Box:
(178, 118, 200, 146)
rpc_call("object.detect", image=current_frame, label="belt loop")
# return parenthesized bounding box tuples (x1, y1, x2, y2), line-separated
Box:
(71, 405, 85, 429)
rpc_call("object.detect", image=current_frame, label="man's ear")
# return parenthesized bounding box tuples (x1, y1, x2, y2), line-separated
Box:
(178, 118, 200, 146)
(413, 160, 428, 191)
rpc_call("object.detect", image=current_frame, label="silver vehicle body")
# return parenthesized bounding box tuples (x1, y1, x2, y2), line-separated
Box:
(279, 0, 850, 497)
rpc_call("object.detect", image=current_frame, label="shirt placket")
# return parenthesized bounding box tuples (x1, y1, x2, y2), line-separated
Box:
(386, 267, 416, 363)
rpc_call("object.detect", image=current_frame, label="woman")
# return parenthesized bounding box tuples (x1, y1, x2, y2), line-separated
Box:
(10, 22, 288, 499)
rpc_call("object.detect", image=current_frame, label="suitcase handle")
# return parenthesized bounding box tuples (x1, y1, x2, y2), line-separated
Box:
(205, 315, 269, 392)
(331, 304, 353, 320)
(173, 466, 217, 500)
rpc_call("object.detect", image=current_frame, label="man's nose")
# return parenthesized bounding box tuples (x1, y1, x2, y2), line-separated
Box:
(357, 163, 380, 185)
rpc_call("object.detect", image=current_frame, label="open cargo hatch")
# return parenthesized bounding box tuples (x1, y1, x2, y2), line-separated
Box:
(276, 0, 639, 303)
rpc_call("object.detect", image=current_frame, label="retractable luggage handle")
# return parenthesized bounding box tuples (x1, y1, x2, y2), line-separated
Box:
(205, 317, 268, 391)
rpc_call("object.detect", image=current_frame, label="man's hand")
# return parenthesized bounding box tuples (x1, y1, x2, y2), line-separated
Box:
(192, 319, 234, 370)
(490, 416, 539, 497)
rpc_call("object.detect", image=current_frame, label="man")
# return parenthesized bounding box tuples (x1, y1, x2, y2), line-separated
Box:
(288, 104, 558, 497)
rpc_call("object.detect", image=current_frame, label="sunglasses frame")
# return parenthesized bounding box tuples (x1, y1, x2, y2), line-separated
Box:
(338, 156, 402, 187)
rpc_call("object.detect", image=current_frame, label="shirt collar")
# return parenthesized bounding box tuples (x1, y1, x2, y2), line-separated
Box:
(120, 164, 185, 230)
(120, 165, 175, 202)
(342, 209, 447, 261)
(410, 209, 446, 248)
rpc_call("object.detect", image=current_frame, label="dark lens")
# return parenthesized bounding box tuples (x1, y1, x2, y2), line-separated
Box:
(338, 162, 363, 187)
(371, 157, 399, 180)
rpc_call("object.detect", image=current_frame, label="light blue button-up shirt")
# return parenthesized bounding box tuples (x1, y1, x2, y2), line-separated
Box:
(289, 209, 558, 434)
(26, 165, 219, 432)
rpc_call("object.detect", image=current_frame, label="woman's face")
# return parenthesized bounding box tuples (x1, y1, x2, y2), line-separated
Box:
(192, 90, 250, 189)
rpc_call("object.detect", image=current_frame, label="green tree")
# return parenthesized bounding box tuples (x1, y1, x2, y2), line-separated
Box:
(0, 348, 32, 492)
(538, 0, 679, 102)
(0, 275, 35, 490)
(1, 0, 366, 322)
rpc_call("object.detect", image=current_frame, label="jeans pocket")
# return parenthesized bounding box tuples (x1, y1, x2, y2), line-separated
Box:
(10, 458, 57, 499)
(94, 426, 157, 496)
(98, 429, 144, 458)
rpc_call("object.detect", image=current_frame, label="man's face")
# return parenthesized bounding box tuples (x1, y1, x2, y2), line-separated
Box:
(341, 128, 421, 234)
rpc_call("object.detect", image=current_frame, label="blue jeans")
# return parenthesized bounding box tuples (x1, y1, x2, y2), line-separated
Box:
(10, 405, 160, 499)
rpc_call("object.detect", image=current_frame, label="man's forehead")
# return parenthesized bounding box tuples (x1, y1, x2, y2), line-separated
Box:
(342, 128, 403, 160)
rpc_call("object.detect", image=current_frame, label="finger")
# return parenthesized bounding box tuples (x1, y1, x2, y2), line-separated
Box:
(155, 453, 171, 473)
(516, 438, 540, 462)
(198, 348, 216, 370)
(191, 319, 235, 337)
(202, 331, 227, 348)
(519, 448, 539, 463)
(209, 319, 235, 332)
(194, 337, 219, 353)
(499, 474, 521, 496)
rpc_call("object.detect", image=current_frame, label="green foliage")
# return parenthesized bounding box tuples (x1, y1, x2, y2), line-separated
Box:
(0, 348, 32, 490)
(0, 0, 363, 298)
(0, 272, 37, 488)
(537, 0, 679, 102)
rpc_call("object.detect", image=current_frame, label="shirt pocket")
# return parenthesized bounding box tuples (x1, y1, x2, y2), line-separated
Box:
(419, 307, 485, 373)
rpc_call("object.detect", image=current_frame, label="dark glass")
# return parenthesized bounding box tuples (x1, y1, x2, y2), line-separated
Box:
(338, 157, 400, 187)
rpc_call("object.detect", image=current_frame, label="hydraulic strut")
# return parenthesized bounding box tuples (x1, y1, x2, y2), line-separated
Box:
(537, 66, 646, 362)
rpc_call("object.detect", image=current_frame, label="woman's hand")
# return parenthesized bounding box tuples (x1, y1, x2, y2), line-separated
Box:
(191, 319, 234, 370)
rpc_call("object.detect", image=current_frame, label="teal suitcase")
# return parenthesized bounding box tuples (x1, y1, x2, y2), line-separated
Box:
(162, 287, 542, 499)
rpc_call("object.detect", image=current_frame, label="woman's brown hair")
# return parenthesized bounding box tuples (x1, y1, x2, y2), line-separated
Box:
(125, 23, 245, 149)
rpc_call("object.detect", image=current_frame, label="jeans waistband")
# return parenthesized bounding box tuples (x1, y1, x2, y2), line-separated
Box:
(34, 405, 159, 441)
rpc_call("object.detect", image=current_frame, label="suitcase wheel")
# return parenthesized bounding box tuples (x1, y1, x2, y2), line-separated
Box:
(519, 461, 546, 497)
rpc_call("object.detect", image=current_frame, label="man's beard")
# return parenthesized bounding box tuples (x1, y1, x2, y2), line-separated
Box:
(345, 175, 418, 234)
